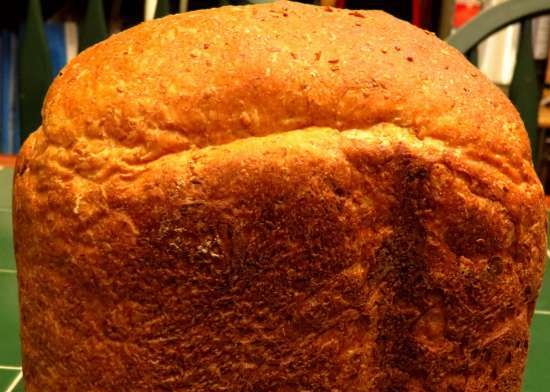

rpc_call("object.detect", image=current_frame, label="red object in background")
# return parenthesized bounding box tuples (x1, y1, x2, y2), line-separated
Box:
(412, 0, 422, 27)
(453, 1, 482, 29)
(335, 0, 346, 8)
(0, 155, 16, 167)
(412, 0, 433, 29)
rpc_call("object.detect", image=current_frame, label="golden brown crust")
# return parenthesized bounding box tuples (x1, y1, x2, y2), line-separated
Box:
(13, 1, 546, 391)
(41, 0, 530, 179)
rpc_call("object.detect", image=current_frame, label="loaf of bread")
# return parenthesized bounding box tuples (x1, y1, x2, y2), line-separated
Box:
(13, 1, 546, 391)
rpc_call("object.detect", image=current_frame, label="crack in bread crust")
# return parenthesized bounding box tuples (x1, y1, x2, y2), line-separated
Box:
(18, 124, 537, 188)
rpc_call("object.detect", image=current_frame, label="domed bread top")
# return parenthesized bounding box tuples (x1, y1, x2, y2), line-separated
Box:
(39, 1, 532, 184)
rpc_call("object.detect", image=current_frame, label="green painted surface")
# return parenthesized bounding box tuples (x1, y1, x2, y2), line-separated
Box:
(536, 257, 550, 312)
(0, 210, 15, 270)
(13, 379, 24, 391)
(0, 370, 21, 391)
(524, 315, 550, 391)
(0, 273, 21, 366)
(0, 168, 13, 210)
